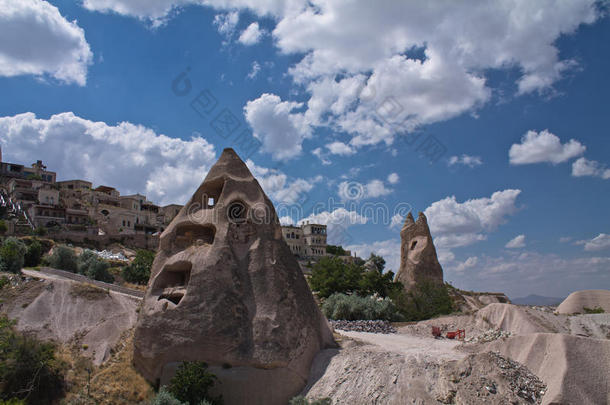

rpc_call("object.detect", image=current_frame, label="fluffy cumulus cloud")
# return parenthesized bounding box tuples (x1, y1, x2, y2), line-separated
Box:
(572, 157, 610, 179)
(0, 112, 217, 205)
(424, 189, 522, 258)
(82, 0, 600, 154)
(337, 179, 393, 201)
(448, 154, 483, 168)
(238, 22, 264, 45)
(576, 234, 610, 252)
(509, 130, 586, 165)
(387, 172, 399, 184)
(0, 0, 93, 86)
(505, 234, 526, 249)
(245, 159, 320, 205)
(244, 93, 311, 161)
(213, 11, 239, 38)
(326, 141, 355, 156)
(453, 256, 478, 273)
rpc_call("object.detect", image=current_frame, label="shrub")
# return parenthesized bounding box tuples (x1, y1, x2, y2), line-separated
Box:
(310, 257, 362, 298)
(167, 361, 222, 405)
(322, 293, 402, 321)
(0, 238, 27, 274)
(48, 245, 77, 272)
(583, 306, 605, 314)
(77, 250, 114, 283)
(0, 220, 7, 235)
(325, 245, 347, 256)
(0, 276, 8, 289)
(0, 316, 66, 404)
(23, 240, 43, 268)
(122, 250, 155, 285)
(289, 396, 332, 405)
(33, 227, 47, 237)
(150, 387, 187, 405)
(390, 281, 454, 321)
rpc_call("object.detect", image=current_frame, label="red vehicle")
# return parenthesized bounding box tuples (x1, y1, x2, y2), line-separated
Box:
(446, 329, 465, 340)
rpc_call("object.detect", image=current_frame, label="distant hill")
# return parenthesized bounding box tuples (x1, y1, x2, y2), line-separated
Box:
(512, 294, 564, 306)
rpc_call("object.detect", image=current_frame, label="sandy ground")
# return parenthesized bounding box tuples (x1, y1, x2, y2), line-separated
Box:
(336, 330, 465, 362)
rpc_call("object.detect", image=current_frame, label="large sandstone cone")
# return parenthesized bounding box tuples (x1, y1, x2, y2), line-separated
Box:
(394, 212, 444, 291)
(133, 148, 335, 405)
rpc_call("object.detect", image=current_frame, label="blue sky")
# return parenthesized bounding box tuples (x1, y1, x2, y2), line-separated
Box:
(0, 0, 609, 298)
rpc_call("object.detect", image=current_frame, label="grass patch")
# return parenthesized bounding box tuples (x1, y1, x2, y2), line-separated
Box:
(69, 283, 109, 300)
(583, 306, 605, 314)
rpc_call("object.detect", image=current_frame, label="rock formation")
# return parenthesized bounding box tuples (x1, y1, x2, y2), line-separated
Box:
(133, 148, 335, 405)
(394, 212, 443, 291)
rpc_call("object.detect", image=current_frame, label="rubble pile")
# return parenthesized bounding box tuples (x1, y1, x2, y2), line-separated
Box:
(490, 351, 547, 404)
(330, 320, 397, 334)
(464, 329, 511, 343)
(92, 250, 129, 262)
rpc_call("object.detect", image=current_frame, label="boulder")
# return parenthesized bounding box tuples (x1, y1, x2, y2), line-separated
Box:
(133, 148, 335, 405)
(394, 212, 443, 291)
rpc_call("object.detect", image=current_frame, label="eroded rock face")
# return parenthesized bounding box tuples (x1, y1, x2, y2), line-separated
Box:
(133, 148, 335, 405)
(394, 212, 443, 291)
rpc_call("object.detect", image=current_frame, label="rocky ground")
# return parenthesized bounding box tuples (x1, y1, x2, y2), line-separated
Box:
(329, 320, 397, 334)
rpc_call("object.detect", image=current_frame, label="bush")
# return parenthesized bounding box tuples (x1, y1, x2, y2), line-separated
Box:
(322, 293, 402, 321)
(77, 250, 114, 283)
(167, 362, 222, 405)
(325, 245, 346, 256)
(48, 245, 77, 272)
(23, 239, 43, 268)
(0, 316, 66, 404)
(583, 306, 605, 314)
(122, 250, 155, 284)
(289, 396, 332, 405)
(150, 387, 187, 405)
(390, 281, 454, 321)
(0, 238, 27, 273)
(310, 257, 362, 298)
(0, 220, 7, 235)
(33, 227, 47, 237)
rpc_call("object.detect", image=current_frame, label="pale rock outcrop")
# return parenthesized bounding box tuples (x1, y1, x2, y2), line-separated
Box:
(556, 289, 610, 314)
(394, 212, 443, 291)
(133, 148, 335, 405)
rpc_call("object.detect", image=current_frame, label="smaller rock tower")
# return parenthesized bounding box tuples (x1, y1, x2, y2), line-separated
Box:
(394, 212, 444, 291)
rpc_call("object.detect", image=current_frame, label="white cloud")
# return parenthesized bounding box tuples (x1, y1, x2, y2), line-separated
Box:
(238, 22, 264, 45)
(434, 233, 487, 249)
(425, 189, 522, 237)
(389, 213, 403, 229)
(279, 216, 294, 226)
(245, 159, 319, 205)
(559, 236, 572, 243)
(576, 234, 610, 252)
(0, 0, 93, 86)
(509, 129, 586, 165)
(326, 141, 355, 156)
(572, 157, 610, 179)
(448, 154, 483, 168)
(213, 11, 239, 39)
(247, 60, 261, 79)
(453, 256, 478, 273)
(0, 112, 217, 205)
(311, 147, 331, 165)
(83, 1, 600, 150)
(505, 234, 526, 249)
(337, 179, 393, 201)
(345, 239, 401, 273)
(387, 172, 399, 184)
(244, 93, 311, 160)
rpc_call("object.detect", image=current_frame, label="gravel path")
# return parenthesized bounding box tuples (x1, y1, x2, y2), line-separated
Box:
(21, 267, 144, 299)
(336, 330, 466, 361)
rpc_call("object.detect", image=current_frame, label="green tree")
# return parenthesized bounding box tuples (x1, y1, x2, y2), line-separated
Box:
(48, 245, 77, 272)
(77, 250, 114, 283)
(390, 281, 454, 321)
(309, 256, 362, 298)
(358, 269, 396, 297)
(122, 250, 155, 284)
(367, 253, 386, 273)
(167, 362, 222, 405)
(325, 245, 347, 256)
(0, 317, 66, 404)
(23, 239, 43, 268)
(0, 238, 27, 273)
